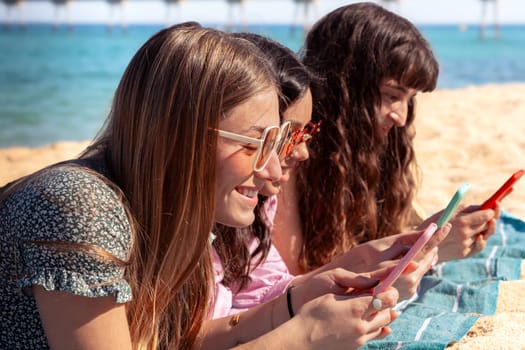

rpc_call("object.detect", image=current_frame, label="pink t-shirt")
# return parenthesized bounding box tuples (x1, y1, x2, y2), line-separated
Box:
(209, 195, 295, 319)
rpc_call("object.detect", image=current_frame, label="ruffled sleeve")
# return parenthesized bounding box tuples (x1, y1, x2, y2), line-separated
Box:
(5, 166, 132, 303)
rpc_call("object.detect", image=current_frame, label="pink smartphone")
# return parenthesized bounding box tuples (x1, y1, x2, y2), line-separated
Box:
(480, 169, 524, 210)
(373, 222, 438, 295)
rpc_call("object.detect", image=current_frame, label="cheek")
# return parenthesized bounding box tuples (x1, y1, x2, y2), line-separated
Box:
(215, 148, 254, 192)
(374, 107, 389, 125)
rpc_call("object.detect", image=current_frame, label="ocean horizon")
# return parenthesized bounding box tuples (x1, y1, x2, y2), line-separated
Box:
(1, 23, 525, 148)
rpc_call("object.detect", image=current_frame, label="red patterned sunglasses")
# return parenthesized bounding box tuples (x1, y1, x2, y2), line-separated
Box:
(279, 120, 322, 158)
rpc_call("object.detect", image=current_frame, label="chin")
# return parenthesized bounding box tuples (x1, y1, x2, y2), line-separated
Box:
(261, 185, 280, 197)
(261, 188, 279, 197)
(215, 211, 255, 228)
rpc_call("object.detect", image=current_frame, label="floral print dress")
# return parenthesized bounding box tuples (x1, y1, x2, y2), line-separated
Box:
(0, 162, 132, 349)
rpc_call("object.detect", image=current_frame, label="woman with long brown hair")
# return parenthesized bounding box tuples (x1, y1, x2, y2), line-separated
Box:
(0, 22, 286, 349)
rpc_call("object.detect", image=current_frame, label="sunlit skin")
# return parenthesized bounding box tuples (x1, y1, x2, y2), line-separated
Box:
(215, 88, 282, 227)
(375, 79, 417, 139)
(261, 89, 313, 197)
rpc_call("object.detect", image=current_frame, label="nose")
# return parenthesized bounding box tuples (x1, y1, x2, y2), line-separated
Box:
(389, 102, 408, 127)
(256, 151, 282, 181)
(288, 142, 310, 162)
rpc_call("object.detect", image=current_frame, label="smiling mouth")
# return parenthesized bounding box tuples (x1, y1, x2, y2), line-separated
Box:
(237, 187, 258, 198)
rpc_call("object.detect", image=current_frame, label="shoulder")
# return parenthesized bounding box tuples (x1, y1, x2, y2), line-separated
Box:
(2, 164, 131, 257)
(33, 164, 118, 202)
(5, 164, 117, 205)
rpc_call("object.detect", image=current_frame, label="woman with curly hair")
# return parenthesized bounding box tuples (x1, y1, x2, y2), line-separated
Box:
(272, 2, 498, 276)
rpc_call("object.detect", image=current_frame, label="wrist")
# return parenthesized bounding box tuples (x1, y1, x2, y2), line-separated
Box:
(270, 287, 295, 329)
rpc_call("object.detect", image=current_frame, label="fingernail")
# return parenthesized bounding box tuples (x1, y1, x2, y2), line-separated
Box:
(372, 298, 383, 310)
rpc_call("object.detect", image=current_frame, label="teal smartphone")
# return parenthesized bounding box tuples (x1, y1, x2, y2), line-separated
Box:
(436, 183, 471, 227)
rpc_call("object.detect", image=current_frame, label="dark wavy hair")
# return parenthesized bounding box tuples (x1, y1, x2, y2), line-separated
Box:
(297, 2, 439, 272)
(213, 32, 313, 291)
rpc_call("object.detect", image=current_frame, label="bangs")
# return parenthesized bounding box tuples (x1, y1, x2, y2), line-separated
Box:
(387, 42, 439, 93)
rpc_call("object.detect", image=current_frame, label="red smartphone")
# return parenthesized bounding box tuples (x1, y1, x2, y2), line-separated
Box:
(373, 222, 438, 295)
(479, 169, 524, 210)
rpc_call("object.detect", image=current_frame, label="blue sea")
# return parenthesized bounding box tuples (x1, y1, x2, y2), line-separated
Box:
(1, 23, 524, 148)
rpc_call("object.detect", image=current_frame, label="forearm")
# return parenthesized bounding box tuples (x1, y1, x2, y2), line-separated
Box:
(199, 293, 291, 349)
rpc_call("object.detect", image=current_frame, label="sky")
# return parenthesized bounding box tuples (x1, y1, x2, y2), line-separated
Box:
(1, 0, 525, 26)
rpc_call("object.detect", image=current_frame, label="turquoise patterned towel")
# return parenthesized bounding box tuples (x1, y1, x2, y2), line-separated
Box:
(362, 211, 525, 350)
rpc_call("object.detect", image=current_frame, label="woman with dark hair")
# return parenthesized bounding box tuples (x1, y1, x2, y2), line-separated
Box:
(272, 2, 498, 278)
(211, 32, 317, 313)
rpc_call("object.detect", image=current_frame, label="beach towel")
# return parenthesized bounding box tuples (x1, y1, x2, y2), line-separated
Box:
(362, 211, 525, 350)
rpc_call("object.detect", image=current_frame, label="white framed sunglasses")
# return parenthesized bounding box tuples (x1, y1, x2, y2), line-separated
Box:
(217, 121, 291, 172)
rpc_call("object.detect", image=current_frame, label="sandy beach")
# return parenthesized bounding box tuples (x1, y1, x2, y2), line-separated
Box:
(414, 83, 525, 219)
(1, 83, 525, 347)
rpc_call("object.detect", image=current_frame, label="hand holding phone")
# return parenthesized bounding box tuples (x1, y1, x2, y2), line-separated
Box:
(373, 223, 438, 295)
(480, 169, 524, 210)
(436, 183, 471, 228)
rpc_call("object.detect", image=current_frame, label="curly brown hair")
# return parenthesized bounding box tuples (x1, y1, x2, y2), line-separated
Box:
(297, 2, 439, 272)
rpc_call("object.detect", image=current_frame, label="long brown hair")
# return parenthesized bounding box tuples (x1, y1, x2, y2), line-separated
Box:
(92, 23, 278, 349)
(298, 3, 439, 272)
(0, 22, 278, 349)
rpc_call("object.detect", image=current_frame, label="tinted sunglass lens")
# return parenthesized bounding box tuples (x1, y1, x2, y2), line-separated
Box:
(277, 124, 293, 159)
(256, 127, 279, 170)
